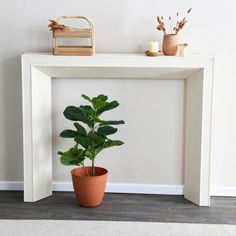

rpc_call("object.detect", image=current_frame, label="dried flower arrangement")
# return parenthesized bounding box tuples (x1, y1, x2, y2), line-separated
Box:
(157, 8, 192, 35)
(48, 20, 71, 31)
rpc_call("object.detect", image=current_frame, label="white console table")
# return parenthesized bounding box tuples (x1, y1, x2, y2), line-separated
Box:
(21, 53, 214, 206)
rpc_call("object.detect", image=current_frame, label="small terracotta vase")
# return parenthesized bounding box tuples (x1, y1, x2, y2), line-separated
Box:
(71, 166, 108, 207)
(162, 34, 179, 56)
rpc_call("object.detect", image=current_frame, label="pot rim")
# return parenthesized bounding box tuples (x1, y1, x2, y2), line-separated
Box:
(71, 166, 108, 178)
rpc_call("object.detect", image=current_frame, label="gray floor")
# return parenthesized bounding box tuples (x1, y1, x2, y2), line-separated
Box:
(0, 191, 236, 224)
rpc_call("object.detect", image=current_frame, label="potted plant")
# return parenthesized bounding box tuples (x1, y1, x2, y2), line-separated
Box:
(58, 94, 125, 207)
(156, 8, 192, 56)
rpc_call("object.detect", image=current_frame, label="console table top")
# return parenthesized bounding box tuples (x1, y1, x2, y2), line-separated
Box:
(22, 53, 213, 68)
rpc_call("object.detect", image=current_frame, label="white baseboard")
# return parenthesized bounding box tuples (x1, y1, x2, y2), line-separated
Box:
(105, 183, 184, 195)
(210, 186, 236, 197)
(0, 181, 184, 195)
(1, 181, 236, 197)
(0, 181, 23, 191)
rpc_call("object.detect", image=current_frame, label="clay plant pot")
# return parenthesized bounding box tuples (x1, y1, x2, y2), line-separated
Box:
(71, 166, 108, 207)
(162, 34, 179, 56)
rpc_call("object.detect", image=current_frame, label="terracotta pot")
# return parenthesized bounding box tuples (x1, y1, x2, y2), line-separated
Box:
(162, 34, 179, 56)
(71, 166, 108, 207)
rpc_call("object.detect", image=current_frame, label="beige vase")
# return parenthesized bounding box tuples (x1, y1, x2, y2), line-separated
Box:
(162, 34, 179, 56)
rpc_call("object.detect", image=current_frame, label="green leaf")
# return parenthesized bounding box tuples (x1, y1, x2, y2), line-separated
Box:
(73, 144, 79, 153)
(60, 129, 77, 138)
(94, 142, 105, 149)
(81, 94, 92, 103)
(97, 94, 108, 102)
(92, 97, 107, 110)
(63, 106, 92, 124)
(74, 136, 91, 148)
(74, 123, 87, 136)
(97, 126, 117, 135)
(60, 156, 78, 166)
(95, 146, 103, 155)
(85, 146, 96, 159)
(97, 101, 119, 116)
(104, 140, 124, 148)
(95, 131, 108, 140)
(99, 120, 125, 126)
(85, 145, 103, 160)
(79, 105, 95, 117)
(88, 132, 105, 144)
(58, 145, 85, 166)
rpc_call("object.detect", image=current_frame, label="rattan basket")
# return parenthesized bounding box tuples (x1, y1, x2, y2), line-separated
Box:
(52, 16, 95, 56)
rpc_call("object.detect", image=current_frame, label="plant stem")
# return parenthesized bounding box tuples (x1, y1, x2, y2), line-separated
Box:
(91, 126, 95, 176)
(82, 162, 89, 176)
(92, 159, 95, 176)
(91, 109, 96, 176)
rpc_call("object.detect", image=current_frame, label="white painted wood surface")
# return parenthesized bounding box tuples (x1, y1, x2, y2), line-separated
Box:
(21, 53, 214, 205)
(31, 68, 52, 201)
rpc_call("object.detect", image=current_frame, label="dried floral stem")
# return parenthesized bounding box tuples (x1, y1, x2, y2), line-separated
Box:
(156, 16, 166, 34)
(156, 8, 192, 35)
(169, 16, 173, 34)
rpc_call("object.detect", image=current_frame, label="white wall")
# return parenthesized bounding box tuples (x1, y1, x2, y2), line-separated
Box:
(0, 0, 236, 192)
(52, 78, 185, 184)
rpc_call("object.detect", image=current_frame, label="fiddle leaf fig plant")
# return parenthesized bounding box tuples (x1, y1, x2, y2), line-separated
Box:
(58, 94, 125, 176)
